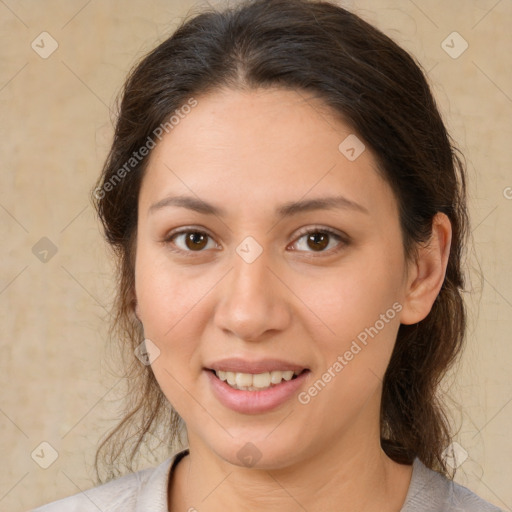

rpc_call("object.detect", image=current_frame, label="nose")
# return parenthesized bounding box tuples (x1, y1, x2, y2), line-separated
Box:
(213, 244, 291, 342)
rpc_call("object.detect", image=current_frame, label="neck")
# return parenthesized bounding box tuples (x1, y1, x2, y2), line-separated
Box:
(169, 398, 413, 511)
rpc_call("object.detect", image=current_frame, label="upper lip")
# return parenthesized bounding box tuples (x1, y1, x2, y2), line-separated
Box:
(206, 357, 309, 374)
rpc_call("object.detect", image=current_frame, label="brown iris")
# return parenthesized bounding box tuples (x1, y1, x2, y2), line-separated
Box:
(306, 232, 329, 251)
(185, 232, 208, 251)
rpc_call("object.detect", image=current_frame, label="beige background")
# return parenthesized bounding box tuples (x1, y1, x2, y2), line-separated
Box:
(0, 0, 511, 510)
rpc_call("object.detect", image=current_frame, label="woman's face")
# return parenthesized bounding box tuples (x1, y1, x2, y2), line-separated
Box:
(135, 87, 413, 468)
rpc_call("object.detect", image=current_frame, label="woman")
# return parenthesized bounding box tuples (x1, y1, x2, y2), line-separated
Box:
(32, 0, 504, 510)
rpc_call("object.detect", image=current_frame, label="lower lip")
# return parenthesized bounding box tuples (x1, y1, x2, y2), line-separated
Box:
(205, 369, 310, 414)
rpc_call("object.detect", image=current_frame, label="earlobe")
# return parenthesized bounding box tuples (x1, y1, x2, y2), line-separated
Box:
(133, 296, 142, 322)
(399, 212, 452, 325)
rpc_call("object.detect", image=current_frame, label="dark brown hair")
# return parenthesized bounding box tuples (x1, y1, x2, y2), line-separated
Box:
(92, 0, 468, 482)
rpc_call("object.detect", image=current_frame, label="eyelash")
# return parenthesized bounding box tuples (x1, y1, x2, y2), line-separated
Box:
(162, 225, 349, 258)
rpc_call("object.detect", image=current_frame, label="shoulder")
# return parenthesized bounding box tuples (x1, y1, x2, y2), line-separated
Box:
(29, 468, 156, 512)
(401, 457, 505, 512)
(449, 479, 505, 512)
(30, 449, 189, 512)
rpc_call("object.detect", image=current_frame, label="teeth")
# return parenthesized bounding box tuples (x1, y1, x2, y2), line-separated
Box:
(214, 369, 300, 390)
(271, 370, 287, 384)
(236, 372, 253, 387)
(253, 372, 271, 388)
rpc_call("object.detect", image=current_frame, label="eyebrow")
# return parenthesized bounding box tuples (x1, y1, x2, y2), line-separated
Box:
(148, 194, 369, 218)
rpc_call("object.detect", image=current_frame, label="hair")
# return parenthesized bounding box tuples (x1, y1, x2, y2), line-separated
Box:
(92, 0, 469, 483)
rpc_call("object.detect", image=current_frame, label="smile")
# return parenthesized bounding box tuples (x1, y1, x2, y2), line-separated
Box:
(205, 365, 311, 414)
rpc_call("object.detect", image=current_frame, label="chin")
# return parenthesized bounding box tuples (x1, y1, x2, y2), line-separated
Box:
(209, 434, 304, 470)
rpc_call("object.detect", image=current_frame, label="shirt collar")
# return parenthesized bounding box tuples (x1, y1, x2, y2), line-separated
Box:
(136, 448, 190, 512)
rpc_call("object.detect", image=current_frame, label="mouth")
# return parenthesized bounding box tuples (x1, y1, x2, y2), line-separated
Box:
(207, 368, 309, 391)
(204, 357, 311, 413)
(205, 363, 311, 414)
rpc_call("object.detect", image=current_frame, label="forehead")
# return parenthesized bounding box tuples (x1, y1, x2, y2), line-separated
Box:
(139, 87, 398, 223)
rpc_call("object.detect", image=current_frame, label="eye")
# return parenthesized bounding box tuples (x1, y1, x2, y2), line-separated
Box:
(290, 226, 347, 255)
(163, 228, 217, 256)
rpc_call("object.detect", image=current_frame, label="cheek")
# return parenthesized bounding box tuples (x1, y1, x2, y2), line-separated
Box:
(133, 244, 220, 392)
(135, 243, 205, 338)
(298, 254, 404, 401)
(301, 255, 403, 339)
(134, 254, 206, 412)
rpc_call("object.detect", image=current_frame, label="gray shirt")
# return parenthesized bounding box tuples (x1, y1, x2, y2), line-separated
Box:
(32, 448, 505, 511)
(401, 456, 504, 511)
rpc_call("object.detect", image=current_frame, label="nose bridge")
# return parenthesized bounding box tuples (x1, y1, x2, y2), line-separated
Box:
(214, 236, 289, 340)
(234, 237, 271, 297)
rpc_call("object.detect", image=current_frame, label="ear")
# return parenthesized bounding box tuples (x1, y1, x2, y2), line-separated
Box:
(399, 212, 452, 325)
